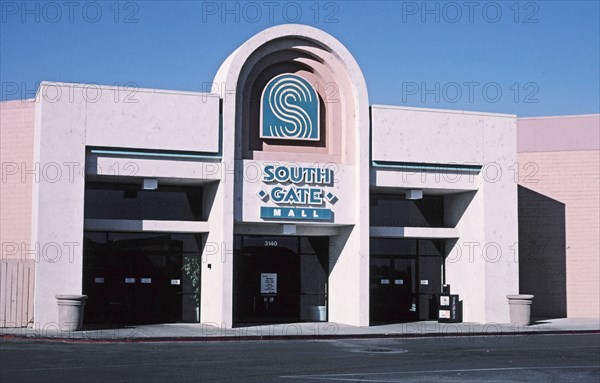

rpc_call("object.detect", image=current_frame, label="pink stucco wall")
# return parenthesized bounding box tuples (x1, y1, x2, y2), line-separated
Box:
(518, 114, 600, 153)
(518, 114, 600, 318)
(1, 100, 35, 260)
(1, 100, 37, 326)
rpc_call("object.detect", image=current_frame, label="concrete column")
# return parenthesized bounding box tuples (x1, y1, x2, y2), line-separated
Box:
(327, 226, 369, 326)
(33, 85, 87, 327)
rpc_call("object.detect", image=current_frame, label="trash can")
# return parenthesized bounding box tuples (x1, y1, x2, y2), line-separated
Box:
(56, 295, 88, 331)
(317, 305, 327, 321)
(307, 305, 327, 321)
(506, 294, 534, 325)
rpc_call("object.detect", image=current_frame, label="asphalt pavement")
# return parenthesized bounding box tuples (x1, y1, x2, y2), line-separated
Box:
(1, 333, 599, 382)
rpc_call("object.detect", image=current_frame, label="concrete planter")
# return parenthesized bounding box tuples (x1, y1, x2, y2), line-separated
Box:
(507, 294, 534, 325)
(55, 295, 87, 331)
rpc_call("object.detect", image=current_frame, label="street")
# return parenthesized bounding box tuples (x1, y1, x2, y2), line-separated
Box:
(1, 333, 599, 382)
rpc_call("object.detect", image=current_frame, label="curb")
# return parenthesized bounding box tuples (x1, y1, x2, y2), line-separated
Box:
(2, 329, 599, 343)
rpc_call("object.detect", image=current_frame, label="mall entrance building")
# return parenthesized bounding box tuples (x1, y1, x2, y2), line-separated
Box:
(9, 25, 519, 328)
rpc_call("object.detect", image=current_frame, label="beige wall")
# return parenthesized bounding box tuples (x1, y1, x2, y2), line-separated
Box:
(30, 82, 222, 326)
(371, 105, 519, 323)
(371, 105, 498, 165)
(85, 86, 220, 153)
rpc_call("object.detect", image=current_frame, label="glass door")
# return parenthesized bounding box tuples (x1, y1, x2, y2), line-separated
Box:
(83, 233, 184, 325)
(370, 238, 445, 323)
(370, 255, 418, 324)
(417, 240, 444, 320)
(233, 236, 301, 324)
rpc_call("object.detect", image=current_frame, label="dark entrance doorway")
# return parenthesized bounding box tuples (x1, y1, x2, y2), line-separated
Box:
(233, 235, 329, 325)
(370, 256, 418, 323)
(83, 232, 202, 325)
(370, 239, 444, 324)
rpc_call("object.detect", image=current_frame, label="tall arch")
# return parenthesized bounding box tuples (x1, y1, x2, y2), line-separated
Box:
(203, 25, 370, 327)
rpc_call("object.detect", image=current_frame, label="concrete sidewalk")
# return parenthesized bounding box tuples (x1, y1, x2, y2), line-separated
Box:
(1, 318, 598, 342)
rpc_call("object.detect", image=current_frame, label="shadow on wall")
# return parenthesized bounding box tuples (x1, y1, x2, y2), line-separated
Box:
(518, 186, 567, 318)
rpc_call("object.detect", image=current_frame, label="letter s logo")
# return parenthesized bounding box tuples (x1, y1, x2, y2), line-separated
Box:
(260, 74, 320, 141)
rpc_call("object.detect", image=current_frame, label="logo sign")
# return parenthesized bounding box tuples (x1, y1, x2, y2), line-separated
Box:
(260, 207, 333, 221)
(258, 165, 337, 222)
(260, 74, 320, 141)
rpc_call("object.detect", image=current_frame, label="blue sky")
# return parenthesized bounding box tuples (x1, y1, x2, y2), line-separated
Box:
(1, 0, 599, 116)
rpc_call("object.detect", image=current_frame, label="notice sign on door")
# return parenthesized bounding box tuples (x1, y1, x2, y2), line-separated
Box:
(260, 273, 277, 295)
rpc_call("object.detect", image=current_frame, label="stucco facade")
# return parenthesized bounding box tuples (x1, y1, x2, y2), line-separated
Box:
(7, 25, 583, 329)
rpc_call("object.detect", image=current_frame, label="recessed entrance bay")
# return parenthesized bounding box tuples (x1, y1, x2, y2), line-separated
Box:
(233, 235, 329, 324)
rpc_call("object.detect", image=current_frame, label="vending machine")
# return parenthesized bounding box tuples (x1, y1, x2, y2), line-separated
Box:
(438, 285, 463, 323)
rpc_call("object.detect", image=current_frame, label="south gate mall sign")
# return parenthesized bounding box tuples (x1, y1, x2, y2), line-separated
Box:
(258, 165, 336, 221)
